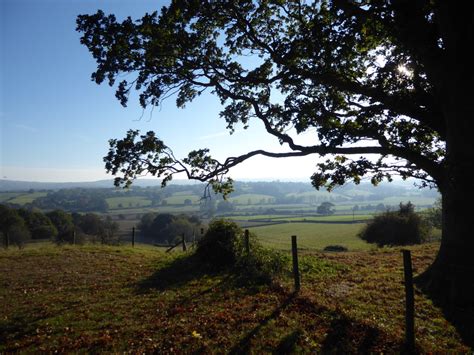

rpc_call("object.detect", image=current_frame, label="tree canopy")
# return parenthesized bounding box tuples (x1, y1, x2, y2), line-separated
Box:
(77, 1, 474, 312)
(77, 0, 458, 194)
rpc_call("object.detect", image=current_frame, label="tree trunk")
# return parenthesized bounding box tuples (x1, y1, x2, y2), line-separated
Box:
(419, 3, 474, 315)
(421, 182, 474, 311)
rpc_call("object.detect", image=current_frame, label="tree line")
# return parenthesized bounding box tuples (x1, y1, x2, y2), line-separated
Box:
(137, 212, 202, 245)
(0, 204, 119, 248)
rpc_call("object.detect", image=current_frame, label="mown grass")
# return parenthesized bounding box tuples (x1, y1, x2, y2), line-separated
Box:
(0, 242, 470, 353)
(251, 222, 372, 251)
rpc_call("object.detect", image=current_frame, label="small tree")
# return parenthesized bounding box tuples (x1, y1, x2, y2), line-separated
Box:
(359, 202, 430, 246)
(98, 216, 120, 244)
(317, 202, 335, 215)
(46, 210, 75, 244)
(7, 223, 31, 249)
(196, 219, 242, 268)
(18, 208, 58, 240)
(196, 219, 288, 285)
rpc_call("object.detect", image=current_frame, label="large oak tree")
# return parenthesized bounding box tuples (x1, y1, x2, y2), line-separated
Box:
(77, 1, 474, 310)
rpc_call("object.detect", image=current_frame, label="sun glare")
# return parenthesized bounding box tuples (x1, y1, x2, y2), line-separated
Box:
(397, 64, 413, 78)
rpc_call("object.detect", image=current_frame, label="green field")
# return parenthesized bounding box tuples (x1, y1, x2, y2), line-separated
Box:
(227, 213, 374, 222)
(250, 222, 371, 251)
(0, 191, 50, 205)
(0, 192, 23, 202)
(106, 196, 152, 209)
(163, 193, 201, 205)
(229, 193, 275, 204)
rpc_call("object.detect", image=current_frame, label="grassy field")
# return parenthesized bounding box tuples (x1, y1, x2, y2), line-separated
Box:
(0, 242, 470, 352)
(229, 193, 275, 205)
(0, 192, 23, 203)
(2, 192, 48, 205)
(250, 223, 371, 251)
(163, 193, 201, 205)
(228, 213, 373, 221)
(106, 197, 152, 210)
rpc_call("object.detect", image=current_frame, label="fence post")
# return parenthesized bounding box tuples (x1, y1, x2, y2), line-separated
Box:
(291, 235, 301, 292)
(244, 229, 250, 254)
(132, 227, 135, 247)
(402, 249, 415, 352)
(182, 233, 187, 251)
(73, 230, 76, 245)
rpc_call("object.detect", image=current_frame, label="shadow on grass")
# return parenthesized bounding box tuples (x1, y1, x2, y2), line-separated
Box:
(415, 270, 474, 349)
(229, 292, 403, 354)
(229, 291, 298, 355)
(0, 313, 43, 347)
(135, 253, 213, 293)
(135, 252, 279, 296)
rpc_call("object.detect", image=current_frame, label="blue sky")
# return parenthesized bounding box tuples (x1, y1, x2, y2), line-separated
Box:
(0, 0, 320, 183)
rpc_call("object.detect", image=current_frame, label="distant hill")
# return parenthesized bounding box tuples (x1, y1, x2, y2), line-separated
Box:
(0, 179, 113, 191)
(0, 178, 200, 191)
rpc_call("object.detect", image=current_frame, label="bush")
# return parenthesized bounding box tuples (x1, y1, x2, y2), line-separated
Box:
(358, 202, 430, 246)
(195, 219, 288, 285)
(196, 219, 242, 268)
(323, 245, 348, 252)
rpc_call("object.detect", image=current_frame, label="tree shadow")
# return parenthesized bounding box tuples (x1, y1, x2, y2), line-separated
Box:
(415, 269, 474, 348)
(229, 293, 404, 354)
(229, 291, 298, 354)
(320, 317, 384, 353)
(0, 313, 43, 349)
(135, 253, 210, 293)
(273, 329, 303, 354)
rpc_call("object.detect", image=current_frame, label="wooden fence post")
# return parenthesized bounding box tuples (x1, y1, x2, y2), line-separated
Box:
(402, 249, 415, 352)
(132, 227, 135, 247)
(182, 233, 187, 251)
(244, 229, 250, 254)
(291, 235, 301, 292)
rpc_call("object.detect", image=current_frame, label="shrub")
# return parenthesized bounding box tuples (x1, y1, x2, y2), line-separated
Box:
(196, 219, 242, 268)
(323, 245, 348, 252)
(196, 219, 288, 285)
(358, 202, 430, 246)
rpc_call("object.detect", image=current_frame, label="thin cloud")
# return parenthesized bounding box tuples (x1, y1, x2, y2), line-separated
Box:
(198, 129, 242, 140)
(13, 123, 38, 132)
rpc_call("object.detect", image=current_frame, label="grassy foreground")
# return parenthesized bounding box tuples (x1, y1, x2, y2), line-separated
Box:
(0, 243, 470, 353)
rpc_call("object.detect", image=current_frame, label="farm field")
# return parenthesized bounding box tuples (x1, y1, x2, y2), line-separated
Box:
(250, 222, 372, 251)
(230, 214, 374, 222)
(0, 192, 23, 203)
(229, 193, 275, 204)
(163, 193, 201, 205)
(0, 192, 48, 205)
(0, 243, 470, 353)
(106, 196, 152, 209)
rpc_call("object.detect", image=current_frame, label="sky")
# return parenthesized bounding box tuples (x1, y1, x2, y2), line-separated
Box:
(0, 0, 324, 183)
